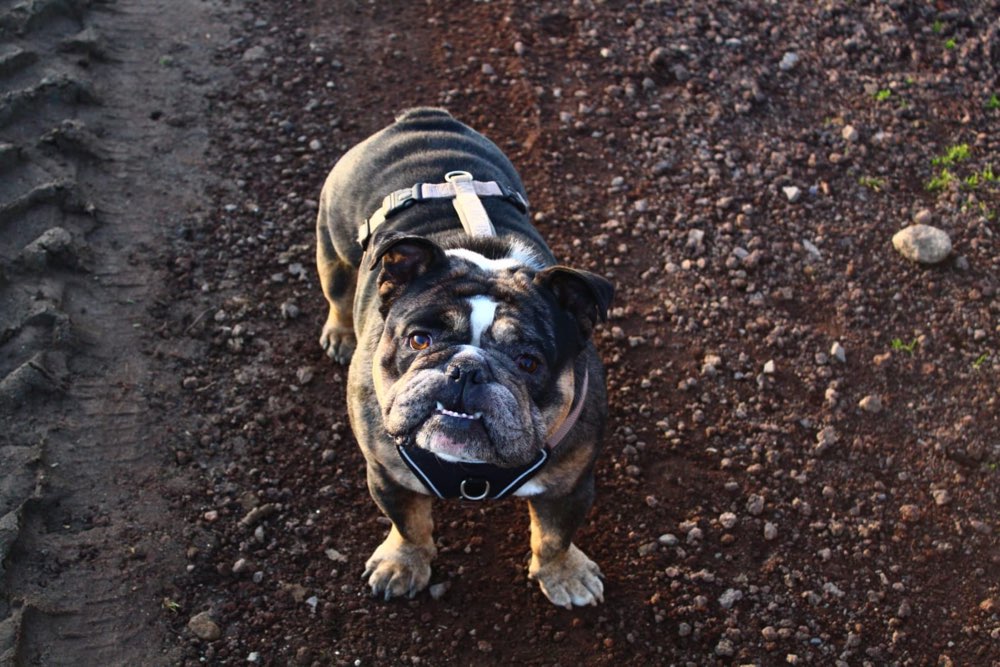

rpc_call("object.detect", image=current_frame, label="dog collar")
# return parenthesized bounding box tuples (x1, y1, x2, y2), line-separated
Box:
(397, 369, 589, 501)
(358, 171, 529, 249)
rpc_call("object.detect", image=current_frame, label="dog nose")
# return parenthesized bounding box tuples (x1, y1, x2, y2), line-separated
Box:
(447, 363, 489, 385)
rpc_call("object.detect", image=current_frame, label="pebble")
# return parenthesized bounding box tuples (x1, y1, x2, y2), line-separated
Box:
(782, 186, 802, 203)
(932, 489, 951, 506)
(719, 512, 737, 529)
(814, 426, 839, 455)
(899, 504, 921, 522)
(858, 394, 882, 413)
(764, 522, 778, 540)
(746, 494, 765, 516)
(762, 626, 778, 641)
(658, 533, 679, 546)
(830, 342, 846, 363)
(232, 558, 252, 574)
(280, 301, 300, 320)
(913, 208, 933, 225)
(715, 638, 735, 656)
(763, 360, 776, 374)
(841, 125, 859, 142)
(187, 611, 221, 641)
(513, 41, 526, 56)
(779, 51, 799, 71)
(320, 449, 336, 464)
(429, 581, 451, 600)
(242, 46, 268, 62)
(892, 225, 952, 264)
(296, 366, 315, 384)
(719, 588, 743, 609)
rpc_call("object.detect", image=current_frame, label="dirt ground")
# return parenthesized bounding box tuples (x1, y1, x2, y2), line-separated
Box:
(1, 0, 998, 665)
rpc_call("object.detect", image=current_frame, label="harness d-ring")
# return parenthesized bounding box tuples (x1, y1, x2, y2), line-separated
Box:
(460, 478, 490, 501)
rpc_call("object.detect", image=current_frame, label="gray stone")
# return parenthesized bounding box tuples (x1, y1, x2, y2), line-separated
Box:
(187, 611, 221, 641)
(892, 225, 952, 264)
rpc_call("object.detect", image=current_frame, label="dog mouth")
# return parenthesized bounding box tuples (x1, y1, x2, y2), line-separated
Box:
(435, 402, 483, 421)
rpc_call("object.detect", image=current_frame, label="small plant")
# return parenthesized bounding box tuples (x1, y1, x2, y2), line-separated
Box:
(926, 168, 956, 192)
(944, 38, 957, 50)
(891, 337, 919, 354)
(858, 176, 885, 192)
(932, 143, 970, 167)
(162, 598, 182, 613)
(874, 89, 892, 102)
(987, 94, 1000, 110)
(972, 353, 990, 370)
(932, 19, 945, 34)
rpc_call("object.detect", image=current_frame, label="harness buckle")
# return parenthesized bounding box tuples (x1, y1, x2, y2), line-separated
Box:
(460, 478, 491, 501)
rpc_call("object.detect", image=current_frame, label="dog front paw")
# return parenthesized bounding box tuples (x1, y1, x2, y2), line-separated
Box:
(528, 543, 604, 608)
(362, 538, 434, 601)
(319, 317, 356, 365)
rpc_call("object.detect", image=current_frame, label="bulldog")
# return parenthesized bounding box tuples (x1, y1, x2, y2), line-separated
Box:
(315, 108, 613, 608)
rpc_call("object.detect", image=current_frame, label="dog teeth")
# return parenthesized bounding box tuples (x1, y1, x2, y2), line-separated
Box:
(435, 402, 482, 420)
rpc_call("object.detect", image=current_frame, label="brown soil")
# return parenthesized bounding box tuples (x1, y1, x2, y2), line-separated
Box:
(2, 1, 998, 666)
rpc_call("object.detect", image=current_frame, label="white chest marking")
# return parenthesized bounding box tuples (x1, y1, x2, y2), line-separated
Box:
(467, 296, 498, 347)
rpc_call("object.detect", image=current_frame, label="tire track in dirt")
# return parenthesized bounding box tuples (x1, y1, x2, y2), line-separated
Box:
(0, 1, 234, 664)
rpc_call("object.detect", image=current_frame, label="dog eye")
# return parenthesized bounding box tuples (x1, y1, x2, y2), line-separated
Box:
(408, 332, 433, 351)
(516, 354, 541, 374)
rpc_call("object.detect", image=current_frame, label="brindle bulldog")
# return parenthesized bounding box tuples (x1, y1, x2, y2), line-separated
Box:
(315, 108, 613, 608)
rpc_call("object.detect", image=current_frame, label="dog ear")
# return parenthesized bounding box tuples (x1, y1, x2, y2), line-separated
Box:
(534, 266, 614, 343)
(367, 232, 447, 304)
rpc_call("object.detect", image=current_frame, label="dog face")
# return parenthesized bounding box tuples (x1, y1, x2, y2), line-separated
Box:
(366, 232, 613, 467)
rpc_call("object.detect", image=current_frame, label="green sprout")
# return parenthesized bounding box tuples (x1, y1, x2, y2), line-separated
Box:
(987, 94, 1000, 111)
(944, 38, 957, 50)
(858, 176, 885, 192)
(874, 89, 892, 102)
(891, 338, 919, 355)
(926, 169, 956, 192)
(972, 353, 990, 370)
(932, 20, 945, 34)
(932, 143, 970, 167)
(162, 598, 182, 613)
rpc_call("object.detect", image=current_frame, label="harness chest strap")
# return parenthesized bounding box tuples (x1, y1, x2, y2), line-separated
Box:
(358, 170, 528, 248)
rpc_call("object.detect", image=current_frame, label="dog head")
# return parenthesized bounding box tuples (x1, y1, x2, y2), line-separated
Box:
(365, 232, 613, 467)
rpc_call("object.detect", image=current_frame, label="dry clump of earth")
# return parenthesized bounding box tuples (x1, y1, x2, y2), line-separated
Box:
(1, 0, 998, 665)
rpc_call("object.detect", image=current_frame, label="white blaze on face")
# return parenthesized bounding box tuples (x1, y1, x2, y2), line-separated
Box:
(467, 295, 498, 347)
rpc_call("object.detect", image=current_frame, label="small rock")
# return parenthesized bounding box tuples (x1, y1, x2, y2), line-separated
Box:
(980, 598, 996, 613)
(932, 489, 951, 506)
(513, 41, 526, 56)
(280, 301, 300, 320)
(242, 46, 268, 62)
(830, 342, 846, 363)
(715, 638, 735, 656)
(187, 611, 221, 641)
(296, 366, 315, 384)
(719, 512, 738, 529)
(719, 588, 743, 609)
(763, 360, 776, 374)
(677, 622, 692, 637)
(324, 548, 347, 562)
(858, 395, 882, 413)
(899, 504, 922, 522)
(898, 600, 913, 617)
(842, 125, 859, 142)
(658, 533, 679, 546)
(814, 427, 839, 455)
(779, 51, 799, 71)
(232, 558, 252, 575)
(764, 522, 778, 540)
(892, 225, 952, 264)
(320, 449, 336, 464)
(782, 186, 802, 203)
(429, 581, 451, 600)
(746, 494, 765, 516)
(762, 626, 778, 641)
(913, 209, 933, 225)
